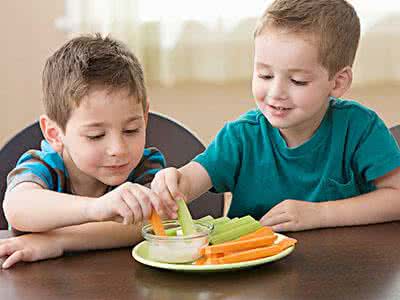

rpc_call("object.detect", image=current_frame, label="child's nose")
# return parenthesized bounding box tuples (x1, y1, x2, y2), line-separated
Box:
(106, 136, 128, 156)
(268, 79, 288, 101)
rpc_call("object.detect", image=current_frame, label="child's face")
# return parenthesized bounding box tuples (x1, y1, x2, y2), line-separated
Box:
(252, 30, 335, 135)
(61, 87, 147, 189)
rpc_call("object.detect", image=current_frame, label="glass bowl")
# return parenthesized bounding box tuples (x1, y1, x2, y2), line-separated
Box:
(142, 220, 213, 263)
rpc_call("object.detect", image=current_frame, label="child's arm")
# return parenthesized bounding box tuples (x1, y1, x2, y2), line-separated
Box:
(4, 181, 166, 232)
(0, 221, 141, 269)
(261, 167, 400, 231)
(321, 167, 400, 227)
(151, 161, 213, 206)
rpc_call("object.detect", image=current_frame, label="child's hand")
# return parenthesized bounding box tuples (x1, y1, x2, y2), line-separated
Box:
(88, 182, 171, 224)
(0, 233, 64, 269)
(151, 167, 189, 216)
(260, 199, 324, 232)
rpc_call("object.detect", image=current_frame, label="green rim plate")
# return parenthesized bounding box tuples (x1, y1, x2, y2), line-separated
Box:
(131, 233, 295, 272)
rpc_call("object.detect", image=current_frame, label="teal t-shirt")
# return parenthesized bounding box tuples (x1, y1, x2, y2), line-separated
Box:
(194, 98, 400, 220)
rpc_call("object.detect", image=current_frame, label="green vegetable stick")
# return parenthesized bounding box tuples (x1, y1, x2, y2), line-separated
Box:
(177, 199, 196, 235)
(211, 216, 231, 225)
(210, 222, 262, 244)
(165, 227, 179, 236)
(195, 215, 214, 224)
(212, 216, 255, 235)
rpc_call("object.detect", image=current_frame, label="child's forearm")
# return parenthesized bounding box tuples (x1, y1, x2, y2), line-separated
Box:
(320, 187, 400, 228)
(179, 162, 213, 202)
(4, 188, 93, 232)
(53, 222, 142, 252)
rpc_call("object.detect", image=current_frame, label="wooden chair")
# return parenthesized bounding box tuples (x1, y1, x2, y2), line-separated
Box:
(0, 112, 224, 229)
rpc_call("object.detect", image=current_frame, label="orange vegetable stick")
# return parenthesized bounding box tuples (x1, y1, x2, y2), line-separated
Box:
(150, 210, 166, 236)
(204, 256, 220, 265)
(194, 253, 224, 265)
(216, 238, 297, 264)
(194, 257, 207, 265)
(201, 234, 277, 256)
(237, 226, 274, 241)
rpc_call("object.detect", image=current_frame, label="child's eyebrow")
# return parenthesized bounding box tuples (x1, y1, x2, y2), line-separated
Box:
(255, 62, 312, 75)
(81, 116, 143, 128)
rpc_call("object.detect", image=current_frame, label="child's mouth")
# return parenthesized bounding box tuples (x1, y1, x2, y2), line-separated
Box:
(104, 163, 129, 171)
(267, 104, 292, 116)
(269, 104, 291, 111)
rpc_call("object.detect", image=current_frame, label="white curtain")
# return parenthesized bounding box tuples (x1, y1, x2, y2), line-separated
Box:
(57, 0, 400, 86)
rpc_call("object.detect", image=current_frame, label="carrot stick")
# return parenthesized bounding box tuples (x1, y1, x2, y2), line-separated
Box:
(194, 257, 207, 265)
(216, 238, 297, 264)
(237, 226, 274, 241)
(201, 234, 277, 256)
(150, 210, 166, 236)
(195, 253, 224, 265)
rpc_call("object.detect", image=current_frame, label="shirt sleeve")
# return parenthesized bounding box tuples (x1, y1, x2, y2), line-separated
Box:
(6, 150, 56, 192)
(353, 113, 400, 182)
(193, 122, 242, 193)
(128, 147, 166, 185)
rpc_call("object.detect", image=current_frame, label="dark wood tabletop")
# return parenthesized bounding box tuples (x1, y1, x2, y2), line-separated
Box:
(1, 222, 400, 300)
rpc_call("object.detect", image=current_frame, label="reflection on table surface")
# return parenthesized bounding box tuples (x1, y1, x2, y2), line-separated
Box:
(1, 222, 400, 300)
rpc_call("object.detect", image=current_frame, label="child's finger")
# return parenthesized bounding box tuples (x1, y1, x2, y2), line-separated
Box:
(1, 249, 25, 269)
(131, 186, 153, 221)
(0, 238, 10, 245)
(0, 242, 18, 257)
(122, 189, 144, 224)
(260, 212, 290, 227)
(141, 187, 168, 218)
(150, 186, 176, 219)
(164, 170, 183, 207)
(152, 175, 179, 215)
(114, 191, 134, 224)
(271, 221, 293, 232)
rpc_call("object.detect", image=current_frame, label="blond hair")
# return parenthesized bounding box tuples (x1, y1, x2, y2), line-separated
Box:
(254, 0, 360, 78)
(42, 33, 147, 130)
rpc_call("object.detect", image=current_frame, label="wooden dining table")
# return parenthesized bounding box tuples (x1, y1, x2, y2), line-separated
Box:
(0, 222, 399, 300)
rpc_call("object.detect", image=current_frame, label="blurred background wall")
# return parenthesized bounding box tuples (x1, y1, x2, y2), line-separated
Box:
(1, 0, 399, 147)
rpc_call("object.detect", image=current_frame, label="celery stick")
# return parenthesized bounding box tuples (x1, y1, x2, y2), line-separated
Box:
(195, 215, 214, 225)
(212, 216, 255, 235)
(210, 221, 262, 244)
(177, 199, 196, 235)
(211, 216, 231, 225)
(165, 227, 179, 236)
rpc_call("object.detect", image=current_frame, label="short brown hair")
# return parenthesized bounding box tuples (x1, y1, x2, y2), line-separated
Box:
(42, 33, 147, 130)
(254, 0, 360, 78)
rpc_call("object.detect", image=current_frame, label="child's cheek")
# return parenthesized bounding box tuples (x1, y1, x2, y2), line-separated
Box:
(80, 148, 103, 167)
(253, 85, 265, 103)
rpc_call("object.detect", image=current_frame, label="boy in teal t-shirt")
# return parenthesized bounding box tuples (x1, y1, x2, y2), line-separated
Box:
(151, 0, 400, 231)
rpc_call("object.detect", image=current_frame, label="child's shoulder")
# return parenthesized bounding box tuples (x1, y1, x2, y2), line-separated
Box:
(330, 98, 388, 141)
(330, 98, 378, 121)
(227, 109, 265, 128)
(218, 109, 267, 139)
(18, 140, 64, 168)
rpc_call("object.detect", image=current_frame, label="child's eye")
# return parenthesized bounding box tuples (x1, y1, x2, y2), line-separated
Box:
(87, 134, 105, 141)
(258, 74, 273, 80)
(291, 79, 308, 86)
(124, 129, 139, 135)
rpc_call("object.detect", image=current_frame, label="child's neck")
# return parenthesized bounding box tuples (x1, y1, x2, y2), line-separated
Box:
(279, 108, 327, 148)
(69, 176, 108, 198)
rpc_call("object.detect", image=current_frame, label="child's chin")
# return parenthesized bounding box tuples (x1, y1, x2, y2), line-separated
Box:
(101, 176, 128, 187)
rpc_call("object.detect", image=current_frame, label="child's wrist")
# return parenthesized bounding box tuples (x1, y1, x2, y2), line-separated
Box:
(317, 201, 331, 228)
(82, 196, 98, 222)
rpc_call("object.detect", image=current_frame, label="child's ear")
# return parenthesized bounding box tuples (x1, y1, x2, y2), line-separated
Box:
(330, 66, 353, 98)
(39, 115, 64, 152)
(143, 98, 150, 126)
